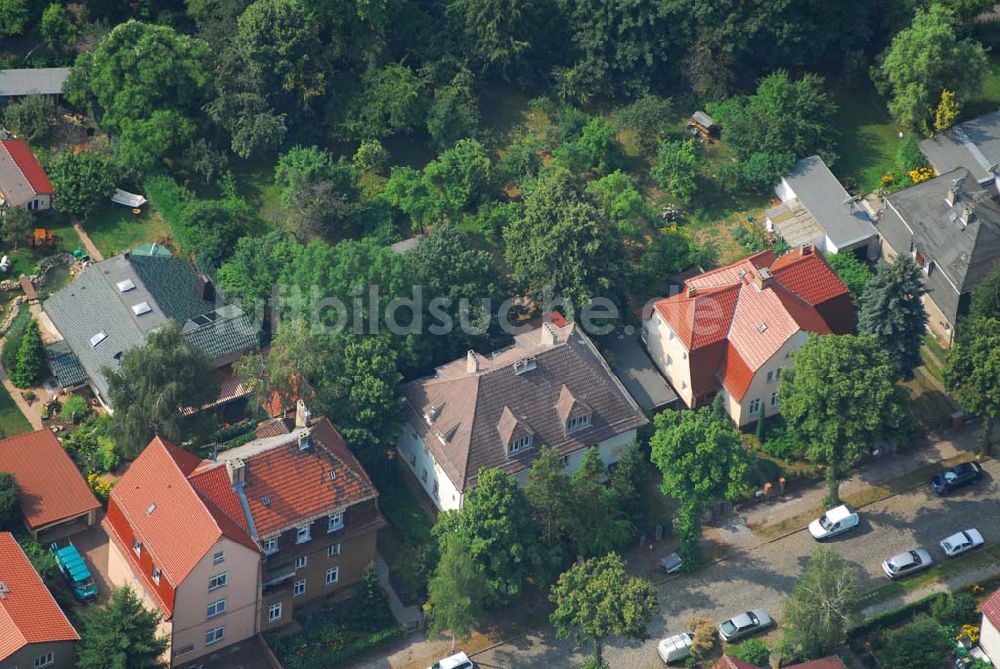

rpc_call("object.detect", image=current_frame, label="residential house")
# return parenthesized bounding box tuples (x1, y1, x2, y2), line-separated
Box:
(0, 67, 70, 105)
(104, 404, 383, 666)
(0, 532, 80, 669)
(398, 320, 648, 511)
(713, 656, 846, 669)
(44, 252, 259, 409)
(766, 155, 876, 258)
(919, 110, 1000, 185)
(643, 246, 853, 426)
(0, 429, 100, 541)
(878, 168, 1000, 346)
(982, 586, 1000, 664)
(0, 139, 54, 211)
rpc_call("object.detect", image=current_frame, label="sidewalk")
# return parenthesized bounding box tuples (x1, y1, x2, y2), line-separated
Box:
(374, 551, 422, 633)
(71, 220, 104, 261)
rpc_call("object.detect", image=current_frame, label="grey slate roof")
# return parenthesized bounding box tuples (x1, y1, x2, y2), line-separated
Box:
(691, 111, 715, 129)
(782, 156, 875, 249)
(0, 68, 70, 97)
(43, 254, 258, 403)
(402, 323, 648, 492)
(881, 168, 1000, 326)
(920, 111, 1000, 184)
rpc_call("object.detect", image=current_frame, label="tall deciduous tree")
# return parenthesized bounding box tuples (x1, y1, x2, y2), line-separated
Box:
(652, 139, 703, 205)
(825, 252, 872, 300)
(857, 256, 928, 379)
(0, 207, 32, 251)
(945, 316, 1000, 453)
(780, 546, 861, 659)
(104, 323, 220, 458)
(448, 0, 534, 78)
(970, 265, 1000, 320)
(780, 334, 910, 505)
(424, 534, 488, 648)
(504, 168, 627, 308)
(877, 615, 953, 669)
(524, 446, 573, 548)
(875, 4, 987, 131)
(566, 447, 631, 558)
(41, 3, 78, 57)
(2, 95, 58, 143)
(0, 0, 27, 38)
(433, 468, 543, 607)
(650, 407, 751, 565)
(77, 587, 168, 669)
(549, 553, 659, 668)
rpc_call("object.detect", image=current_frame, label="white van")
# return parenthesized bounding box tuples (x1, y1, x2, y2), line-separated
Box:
(657, 632, 693, 663)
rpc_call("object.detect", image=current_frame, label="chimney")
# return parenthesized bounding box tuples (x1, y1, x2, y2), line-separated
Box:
(466, 350, 479, 373)
(226, 458, 246, 486)
(753, 267, 773, 291)
(801, 244, 814, 256)
(122, 250, 130, 260)
(946, 186, 959, 207)
(962, 202, 976, 225)
(687, 286, 697, 298)
(198, 274, 215, 302)
(540, 323, 556, 346)
(294, 400, 311, 429)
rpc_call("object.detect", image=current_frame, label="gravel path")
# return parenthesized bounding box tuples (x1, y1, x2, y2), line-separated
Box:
(471, 459, 1000, 669)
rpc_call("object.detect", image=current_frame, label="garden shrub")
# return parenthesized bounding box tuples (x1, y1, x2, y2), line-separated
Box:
(1, 305, 30, 376)
(728, 638, 770, 665)
(11, 321, 45, 388)
(877, 614, 952, 669)
(60, 395, 89, 423)
(144, 175, 192, 242)
(930, 592, 978, 626)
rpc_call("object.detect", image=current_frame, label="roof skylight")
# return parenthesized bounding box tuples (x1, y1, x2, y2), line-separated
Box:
(90, 332, 107, 347)
(117, 279, 136, 292)
(132, 301, 152, 316)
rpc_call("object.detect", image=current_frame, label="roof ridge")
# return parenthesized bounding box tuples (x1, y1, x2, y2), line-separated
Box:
(0, 141, 31, 195)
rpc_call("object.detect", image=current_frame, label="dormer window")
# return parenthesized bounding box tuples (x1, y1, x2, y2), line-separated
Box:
(566, 414, 592, 433)
(509, 434, 532, 454)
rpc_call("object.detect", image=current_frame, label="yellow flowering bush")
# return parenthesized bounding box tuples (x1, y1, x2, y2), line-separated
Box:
(87, 472, 113, 501)
(881, 174, 896, 185)
(908, 167, 934, 183)
(957, 624, 980, 644)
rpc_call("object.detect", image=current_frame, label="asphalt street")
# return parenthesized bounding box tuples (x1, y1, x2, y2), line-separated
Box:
(472, 459, 1000, 668)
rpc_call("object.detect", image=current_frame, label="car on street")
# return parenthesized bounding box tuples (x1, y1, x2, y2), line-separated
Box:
(657, 632, 693, 664)
(882, 548, 933, 579)
(718, 609, 772, 642)
(428, 652, 474, 669)
(940, 529, 985, 558)
(931, 462, 983, 495)
(660, 552, 683, 574)
(808, 504, 860, 540)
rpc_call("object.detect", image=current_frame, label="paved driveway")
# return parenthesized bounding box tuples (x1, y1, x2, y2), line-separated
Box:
(472, 459, 1000, 668)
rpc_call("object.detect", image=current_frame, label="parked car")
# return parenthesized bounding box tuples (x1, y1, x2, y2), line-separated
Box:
(882, 549, 933, 579)
(657, 632, 693, 664)
(660, 552, 683, 574)
(940, 529, 985, 558)
(718, 609, 772, 642)
(808, 504, 860, 540)
(931, 462, 983, 495)
(429, 652, 474, 669)
(49, 540, 98, 601)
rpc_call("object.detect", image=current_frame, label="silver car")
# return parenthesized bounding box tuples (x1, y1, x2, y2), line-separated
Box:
(940, 529, 984, 558)
(881, 548, 933, 579)
(718, 609, 773, 642)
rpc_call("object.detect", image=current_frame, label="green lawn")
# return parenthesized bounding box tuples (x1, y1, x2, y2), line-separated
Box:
(831, 83, 906, 193)
(81, 204, 171, 258)
(0, 383, 32, 439)
(4, 213, 82, 279)
(963, 56, 1000, 120)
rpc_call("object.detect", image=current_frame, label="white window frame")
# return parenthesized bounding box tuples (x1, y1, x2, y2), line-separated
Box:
(295, 555, 307, 570)
(328, 512, 344, 533)
(208, 572, 228, 592)
(205, 626, 225, 646)
(206, 598, 226, 619)
(151, 566, 161, 586)
(325, 567, 340, 585)
(770, 391, 779, 407)
(509, 434, 532, 453)
(34, 651, 54, 668)
(749, 398, 762, 416)
(293, 579, 306, 597)
(133, 538, 142, 557)
(566, 414, 591, 433)
(268, 602, 282, 623)
(263, 537, 278, 555)
(213, 550, 225, 565)
(296, 525, 312, 544)
(327, 543, 341, 558)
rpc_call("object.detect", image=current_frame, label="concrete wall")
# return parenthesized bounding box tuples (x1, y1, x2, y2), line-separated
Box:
(722, 333, 804, 426)
(981, 615, 1000, 665)
(3, 639, 77, 669)
(169, 537, 261, 666)
(396, 425, 464, 511)
(775, 178, 796, 203)
(642, 310, 693, 407)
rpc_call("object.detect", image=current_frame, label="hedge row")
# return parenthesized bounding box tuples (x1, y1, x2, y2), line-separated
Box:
(284, 625, 405, 669)
(143, 175, 192, 246)
(848, 592, 948, 640)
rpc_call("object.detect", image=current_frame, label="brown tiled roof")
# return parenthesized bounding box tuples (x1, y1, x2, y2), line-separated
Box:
(202, 417, 379, 538)
(0, 429, 99, 531)
(651, 247, 851, 401)
(254, 416, 292, 439)
(0, 532, 79, 660)
(714, 657, 762, 669)
(787, 659, 847, 669)
(983, 587, 1000, 630)
(403, 323, 648, 492)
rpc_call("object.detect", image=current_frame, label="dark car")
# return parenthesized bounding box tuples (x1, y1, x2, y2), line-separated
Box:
(931, 462, 983, 495)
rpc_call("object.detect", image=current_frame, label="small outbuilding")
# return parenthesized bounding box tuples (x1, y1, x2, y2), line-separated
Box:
(687, 111, 717, 139)
(0, 67, 70, 105)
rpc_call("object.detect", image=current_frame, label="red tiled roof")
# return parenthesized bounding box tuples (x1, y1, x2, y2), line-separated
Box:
(983, 587, 1000, 630)
(0, 429, 100, 531)
(650, 247, 851, 401)
(0, 532, 78, 660)
(787, 658, 847, 669)
(107, 436, 255, 591)
(713, 657, 762, 669)
(254, 417, 292, 439)
(0, 140, 54, 195)
(228, 418, 378, 537)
